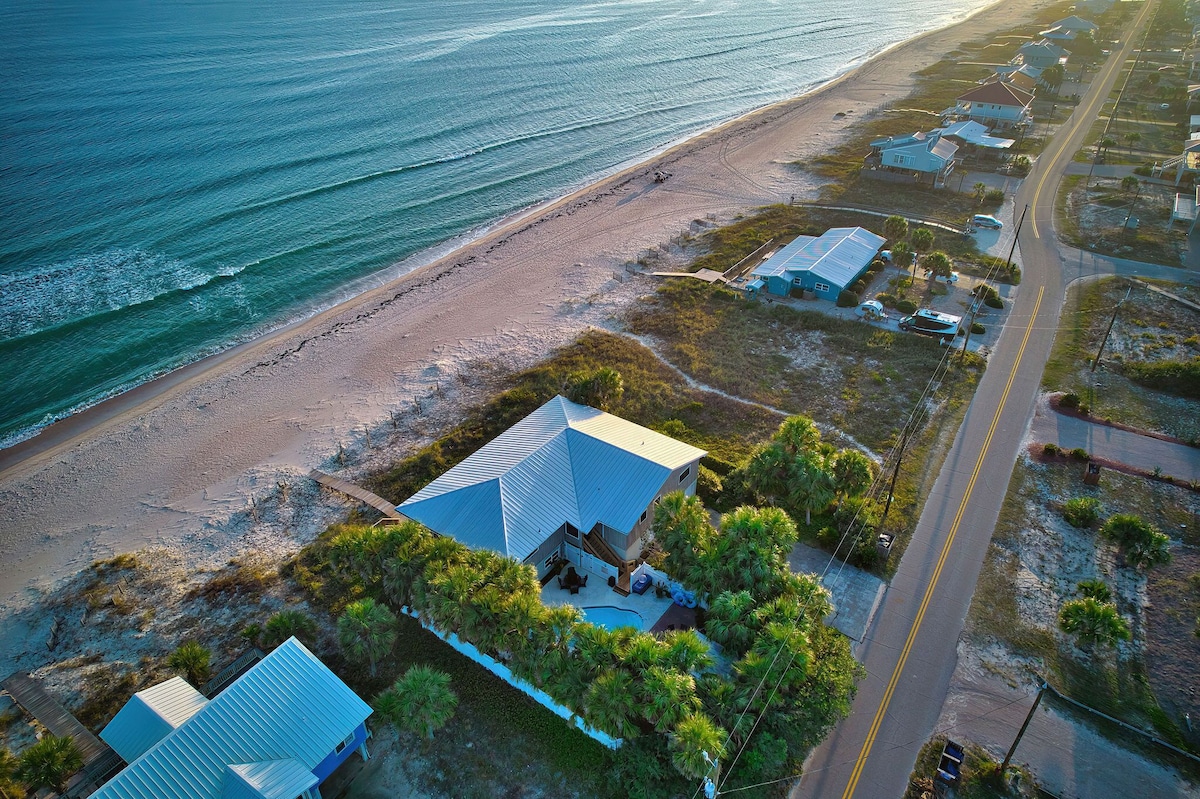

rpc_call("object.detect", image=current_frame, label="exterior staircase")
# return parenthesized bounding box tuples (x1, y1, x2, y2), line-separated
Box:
(582, 531, 633, 596)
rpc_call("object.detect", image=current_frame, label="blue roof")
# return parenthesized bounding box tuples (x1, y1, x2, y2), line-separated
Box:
(101, 677, 209, 764)
(398, 396, 706, 561)
(92, 639, 371, 799)
(752, 227, 886, 287)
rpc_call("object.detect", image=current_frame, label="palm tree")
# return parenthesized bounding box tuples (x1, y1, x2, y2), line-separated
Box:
(921, 251, 953, 282)
(775, 415, 822, 457)
(620, 632, 668, 671)
(669, 712, 726, 781)
(972, 182, 988, 203)
(641, 666, 701, 733)
(789, 454, 834, 525)
(909, 227, 934, 255)
(263, 609, 319, 648)
(584, 670, 640, 739)
(168, 641, 211, 686)
(704, 590, 758, 655)
(1041, 64, 1064, 96)
(661, 629, 713, 673)
(889, 242, 915, 295)
(380, 521, 435, 608)
(15, 735, 82, 794)
(1099, 513, 1171, 569)
(338, 598, 397, 677)
(375, 665, 458, 739)
(1124, 131, 1141, 153)
(882, 214, 909, 243)
(424, 564, 481, 635)
(830, 450, 874, 503)
(566, 367, 624, 411)
(0, 747, 23, 799)
(1059, 597, 1130, 648)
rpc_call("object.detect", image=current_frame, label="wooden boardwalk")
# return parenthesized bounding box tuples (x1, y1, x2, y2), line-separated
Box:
(2, 672, 110, 763)
(309, 469, 405, 519)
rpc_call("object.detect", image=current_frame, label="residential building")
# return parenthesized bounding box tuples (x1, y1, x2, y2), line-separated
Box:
(937, 120, 1015, 154)
(984, 69, 1039, 93)
(397, 395, 706, 577)
(95, 639, 372, 799)
(865, 130, 959, 186)
(1017, 40, 1068, 69)
(750, 226, 886, 300)
(1050, 15, 1100, 35)
(947, 82, 1035, 130)
(1039, 25, 1078, 43)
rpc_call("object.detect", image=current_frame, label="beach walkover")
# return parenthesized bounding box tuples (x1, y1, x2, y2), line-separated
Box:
(309, 469, 405, 520)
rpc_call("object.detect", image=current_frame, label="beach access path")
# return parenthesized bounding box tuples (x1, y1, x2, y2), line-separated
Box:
(0, 0, 1065, 670)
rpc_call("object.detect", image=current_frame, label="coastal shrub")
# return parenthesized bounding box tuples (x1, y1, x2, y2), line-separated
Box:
(836, 289, 859, 307)
(984, 189, 1004, 204)
(1043, 442, 1061, 456)
(1100, 513, 1171, 569)
(263, 609, 319, 649)
(1123, 357, 1200, 399)
(852, 280, 867, 295)
(1060, 392, 1081, 409)
(970, 322, 985, 335)
(374, 665, 458, 740)
(700, 454, 737, 476)
(869, 259, 886, 272)
(984, 295, 1004, 309)
(1077, 579, 1112, 602)
(895, 299, 918, 314)
(15, 736, 83, 794)
(973, 284, 999, 301)
(168, 641, 212, 686)
(1059, 598, 1130, 648)
(1069, 447, 1090, 461)
(1063, 497, 1101, 529)
(876, 292, 897, 308)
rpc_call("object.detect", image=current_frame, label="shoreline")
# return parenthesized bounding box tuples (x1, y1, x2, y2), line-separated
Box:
(0, 0, 1060, 663)
(0, 0, 1000, 464)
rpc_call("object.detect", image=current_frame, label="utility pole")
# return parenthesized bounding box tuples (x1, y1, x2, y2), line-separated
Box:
(880, 426, 912, 523)
(1091, 286, 1132, 372)
(962, 204, 1027, 361)
(1002, 682, 1048, 772)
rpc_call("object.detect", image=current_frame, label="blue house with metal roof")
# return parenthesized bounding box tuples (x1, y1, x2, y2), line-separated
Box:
(750, 227, 886, 300)
(397, 395, 706, 577)
(95, 638, 371, 799)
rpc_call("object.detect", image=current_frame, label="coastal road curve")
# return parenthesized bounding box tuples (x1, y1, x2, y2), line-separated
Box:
(792, 1, 1163, 797)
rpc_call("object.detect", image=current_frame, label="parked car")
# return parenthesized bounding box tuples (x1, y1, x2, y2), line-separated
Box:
(924, 269, 960, 283)
(879, 249, 892, 263)
(972, 214, 1003, 229)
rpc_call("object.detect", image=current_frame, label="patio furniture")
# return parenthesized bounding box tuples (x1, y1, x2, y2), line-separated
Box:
(569, 584, 580, 595)
(579, 574, 588, 588)
(557, 576, 568, 590)
(631, 573, 652, 595)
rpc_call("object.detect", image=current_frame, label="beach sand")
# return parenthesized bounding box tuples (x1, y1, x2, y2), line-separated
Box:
(0, 0, 1057, 666)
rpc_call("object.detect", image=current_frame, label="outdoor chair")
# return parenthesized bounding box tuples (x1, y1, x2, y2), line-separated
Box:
(557, 576, 568, 590)
(579, 574, 588, 587)
(569, 584, 580, 595)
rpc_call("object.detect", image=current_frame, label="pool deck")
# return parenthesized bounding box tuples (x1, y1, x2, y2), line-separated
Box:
(540, 561, 679, 631)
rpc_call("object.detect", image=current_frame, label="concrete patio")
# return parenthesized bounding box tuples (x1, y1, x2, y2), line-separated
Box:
(539, 559, 682, 633)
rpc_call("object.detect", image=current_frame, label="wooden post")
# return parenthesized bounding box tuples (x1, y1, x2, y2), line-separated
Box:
(1002, 682, 1047, 772)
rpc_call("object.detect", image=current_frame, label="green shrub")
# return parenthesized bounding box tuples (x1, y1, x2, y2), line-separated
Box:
(970, 322, 985, 335)
(984, 295, 1004, 309)
(895, 299, 918, 314)
(700, 455, 737, 476)
(1077, 579, 1112, 602)
(1060, 392, 1081, 409)
(1122, 357, 1200, 399)
(852, 280, 867, 295)
(1099, 513, 1172, 569)
(984, 189, 1005, 203)
(1063, 497, 1101, 528)
(696, 465, 723, 506)
(1069, 447, 1090, 461)
(1043, 442, 1061, 456)
(876, 292, 897, 308)
(973, 284, 999, 300)
(837, 289, 859, 307)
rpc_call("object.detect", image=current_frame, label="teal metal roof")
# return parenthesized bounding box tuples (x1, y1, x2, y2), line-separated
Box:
(222, 760, 317, 799)
(752, 227, 885, 288)
(101, 677, 209, 764)
(398, 396, 706, 560)
(92, 639, 371, 799)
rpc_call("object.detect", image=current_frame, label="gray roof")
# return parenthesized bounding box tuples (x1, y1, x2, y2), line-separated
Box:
(1053, 15, 1099, 32)
(753, 227, 886, 287)
(398, 396, 706, 560)
(939, 121, 1015, 149)
(92, 639, 371, 799)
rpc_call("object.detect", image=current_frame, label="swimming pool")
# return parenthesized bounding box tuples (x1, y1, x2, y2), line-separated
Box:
(581, 605, 644, 631)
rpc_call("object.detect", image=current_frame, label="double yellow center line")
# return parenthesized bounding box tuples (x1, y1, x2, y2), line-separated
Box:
(840, 285, 1045, 798)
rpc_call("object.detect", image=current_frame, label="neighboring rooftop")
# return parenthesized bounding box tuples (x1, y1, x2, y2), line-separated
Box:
(398, 395, 706, 561)
(752, 227, 886, 287)
(938, 120, 1015, 149)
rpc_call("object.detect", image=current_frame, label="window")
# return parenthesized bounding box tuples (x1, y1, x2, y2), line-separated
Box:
(815, 282, 831, 293)
(793, 277, 803, 285)
(679, 466, 691, 483)
(640, 510, 648, 523)
(335, 731, 355, 754)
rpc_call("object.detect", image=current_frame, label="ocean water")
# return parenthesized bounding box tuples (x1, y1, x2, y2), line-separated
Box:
(0, 0, 990, 445)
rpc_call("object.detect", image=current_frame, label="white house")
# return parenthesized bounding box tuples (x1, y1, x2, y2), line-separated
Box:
(865, 130, 959, 186)
(95, 639, 372, 799)
(937, 120, 1015, 152)
(397, 395, 706, 577)
(750, 226, 886, 300)
(948, 82, 1035, 130)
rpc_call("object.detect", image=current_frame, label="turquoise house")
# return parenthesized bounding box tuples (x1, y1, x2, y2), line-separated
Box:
(751, 227, 886, 300)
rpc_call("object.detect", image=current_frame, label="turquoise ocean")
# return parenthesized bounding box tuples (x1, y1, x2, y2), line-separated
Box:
(0, 0, 990, 446)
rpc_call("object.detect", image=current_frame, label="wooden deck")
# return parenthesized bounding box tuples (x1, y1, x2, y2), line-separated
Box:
(309, 469, 405, 519)
(2, 672, 110, 763)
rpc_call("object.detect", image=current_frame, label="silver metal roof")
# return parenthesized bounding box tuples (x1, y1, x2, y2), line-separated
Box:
(101, 677, 209, 764)
(399, 396, 706, 560)
(92, 639, 371, 799)
(222, 760, 318, 799)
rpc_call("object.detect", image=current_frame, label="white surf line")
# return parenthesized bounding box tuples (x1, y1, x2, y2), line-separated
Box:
(620, 331, 882, 463)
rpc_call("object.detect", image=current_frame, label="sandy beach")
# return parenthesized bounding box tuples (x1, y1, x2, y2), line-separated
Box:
(0, 0, 1056, 666)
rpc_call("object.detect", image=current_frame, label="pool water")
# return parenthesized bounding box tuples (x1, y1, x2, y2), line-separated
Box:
(581, 606, 644, 631)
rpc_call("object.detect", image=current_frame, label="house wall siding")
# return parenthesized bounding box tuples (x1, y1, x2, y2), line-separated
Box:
(312, 721, 368, 784)
(525, 526, 568, 577)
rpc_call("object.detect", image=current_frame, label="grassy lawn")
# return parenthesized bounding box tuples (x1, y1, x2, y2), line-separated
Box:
(1042, 277, 1200, 442)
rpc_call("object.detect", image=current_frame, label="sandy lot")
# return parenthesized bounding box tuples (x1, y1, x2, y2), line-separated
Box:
(0, 0, 1059, 668)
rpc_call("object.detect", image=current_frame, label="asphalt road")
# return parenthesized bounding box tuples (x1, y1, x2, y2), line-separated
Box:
(791, 3, 1164, 797)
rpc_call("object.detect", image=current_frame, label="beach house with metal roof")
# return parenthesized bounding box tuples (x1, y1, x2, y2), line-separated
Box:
(397, 395, 706, 576)
(1017, 40, 1068, 70)
(1050, 15, 1100, 35)
(750, 227, 886, 299)
(94, 638, 371, 799)
(865, 130, 959, 186)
